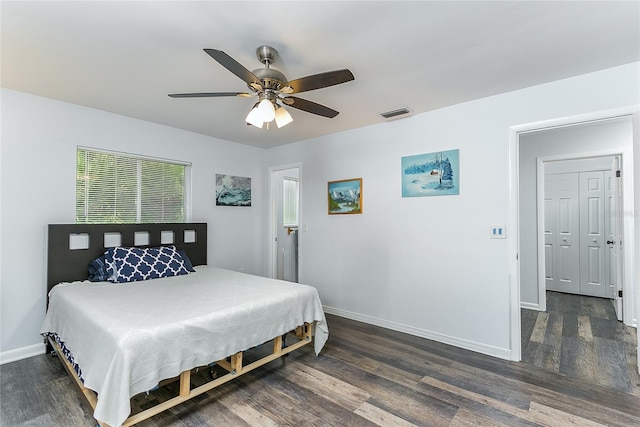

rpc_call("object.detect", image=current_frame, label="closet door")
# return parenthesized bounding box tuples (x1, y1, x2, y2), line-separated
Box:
(605, 159, 623, 320)
(543, 179, 556, 291)
(579, 171, 606, 297)
(544, 173, 580, 294)
(605, 169, 614, 299)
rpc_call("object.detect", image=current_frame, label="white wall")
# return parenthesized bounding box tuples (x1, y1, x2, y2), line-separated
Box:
(264, 62, 639, 359)
(519, 119, 633, 308)
(0, 89, 266, 362)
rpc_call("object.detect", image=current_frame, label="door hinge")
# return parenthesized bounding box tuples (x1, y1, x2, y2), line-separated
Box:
(618, 290, 623, 298)
(616, 170, 621, 178)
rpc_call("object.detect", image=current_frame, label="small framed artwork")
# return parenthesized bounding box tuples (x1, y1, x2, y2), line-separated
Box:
(401, 149, 459, 197)
(216, 174, 252, 206)
(328, 178, 362, 215)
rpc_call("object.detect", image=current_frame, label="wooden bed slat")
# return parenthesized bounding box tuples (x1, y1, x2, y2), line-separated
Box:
(215, 358, 233, 373)
(230, 352, 243, 374)
(273, 335, 283, 354)
(179, 371, 191, 398)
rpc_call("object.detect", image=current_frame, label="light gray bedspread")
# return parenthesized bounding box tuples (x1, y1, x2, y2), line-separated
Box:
(40, 266, 328, 427)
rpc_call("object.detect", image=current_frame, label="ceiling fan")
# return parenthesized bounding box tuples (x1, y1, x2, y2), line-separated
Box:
(168, 46, 355, 129)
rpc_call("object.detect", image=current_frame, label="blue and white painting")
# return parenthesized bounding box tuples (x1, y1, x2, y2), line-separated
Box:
(401, 149, 460, 197)
(216, 174, 252, 206)
(328, 178, 362, 214)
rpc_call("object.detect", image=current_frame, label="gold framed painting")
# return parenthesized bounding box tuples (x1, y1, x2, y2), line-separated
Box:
(328, 178, 362, 215)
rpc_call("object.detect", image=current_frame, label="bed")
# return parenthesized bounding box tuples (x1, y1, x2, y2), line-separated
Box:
(40, 223, 328, 427)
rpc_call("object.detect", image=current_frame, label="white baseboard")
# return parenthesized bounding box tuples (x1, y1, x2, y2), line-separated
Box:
(520, 302, 541, 311)
(0, 343, 46, 365)
(323, 306, 512, 361)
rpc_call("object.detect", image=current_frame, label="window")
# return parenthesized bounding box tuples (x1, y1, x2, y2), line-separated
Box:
(76, 147, 190, 224)
(283, 177, 299, 227)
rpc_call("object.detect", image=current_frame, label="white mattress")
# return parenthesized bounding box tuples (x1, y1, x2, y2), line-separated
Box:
(40, 266, 328, 427)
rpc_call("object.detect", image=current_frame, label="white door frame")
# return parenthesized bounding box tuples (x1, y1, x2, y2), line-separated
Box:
(508, 106, 639, 362)
(268, 163, 302, 280)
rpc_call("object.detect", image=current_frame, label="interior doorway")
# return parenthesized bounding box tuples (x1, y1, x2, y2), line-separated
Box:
(269, 165, 301, 282)
(518, 117, 634, 323)
(513, 113, 638, 387)
(508, 108, 638, 367)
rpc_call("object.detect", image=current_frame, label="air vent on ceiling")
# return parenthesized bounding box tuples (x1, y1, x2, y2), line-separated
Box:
(380, 107, 412, 120)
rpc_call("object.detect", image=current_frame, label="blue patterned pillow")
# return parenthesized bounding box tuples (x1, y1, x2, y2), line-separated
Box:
(87, 255, 111, 282)
(178, 249, 196, 272)
(105, 245, 190, 283)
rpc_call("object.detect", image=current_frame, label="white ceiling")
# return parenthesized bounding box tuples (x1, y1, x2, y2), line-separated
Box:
(2, 1, 639, 149)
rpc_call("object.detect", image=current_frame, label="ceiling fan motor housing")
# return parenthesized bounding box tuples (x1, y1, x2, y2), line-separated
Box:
(251, 46, 286, 90)
(252, 68, 287, 90)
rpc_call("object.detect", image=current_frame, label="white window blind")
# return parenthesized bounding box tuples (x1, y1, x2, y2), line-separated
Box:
(283, 177, 299, 227)
(76, 148, 190, 224)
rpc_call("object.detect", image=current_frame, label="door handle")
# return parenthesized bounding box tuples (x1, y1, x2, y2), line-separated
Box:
(606, 240, 615, 245)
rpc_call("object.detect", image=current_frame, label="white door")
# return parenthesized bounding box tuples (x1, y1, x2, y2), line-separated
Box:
(272, 168, 300, 282)
(544, 173, 580, 294)
(281, 176, 299, 282)
(543, 183, 555, 290)
(607, 157, 623, 320)
(579, 171, 606, 297)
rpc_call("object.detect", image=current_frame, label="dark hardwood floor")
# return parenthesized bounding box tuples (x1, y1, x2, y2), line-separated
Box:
(2, 312, 639, 426)
(521, 291, 640, 396)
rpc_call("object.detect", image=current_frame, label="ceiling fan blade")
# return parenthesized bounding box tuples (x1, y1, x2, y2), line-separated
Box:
(284, 69, 354, 94)
(284, 96, 339, 118)
(204, 49, 262, 89)
(168, 92, 253, 98)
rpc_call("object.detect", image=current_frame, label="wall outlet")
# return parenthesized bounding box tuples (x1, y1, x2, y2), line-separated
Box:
(490, 225, 506, 239)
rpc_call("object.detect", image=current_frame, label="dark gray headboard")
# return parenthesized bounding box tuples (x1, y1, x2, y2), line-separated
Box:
(47, 223, 207, 293)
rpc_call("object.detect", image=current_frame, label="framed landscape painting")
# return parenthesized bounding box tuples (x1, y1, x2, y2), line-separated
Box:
(401, 149, 459, 197)
(328, 178, 362, 215)
(215, 174, 252, 206)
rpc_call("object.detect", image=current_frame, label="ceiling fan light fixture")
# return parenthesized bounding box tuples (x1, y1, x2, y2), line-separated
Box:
(274, 105, 293, 128)
(257, 98, 276, 122)
(246, 104, 264, 128)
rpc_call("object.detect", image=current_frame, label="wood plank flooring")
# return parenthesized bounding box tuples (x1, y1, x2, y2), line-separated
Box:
(521, 291, 640, 395)
(2, 312, 639, 426)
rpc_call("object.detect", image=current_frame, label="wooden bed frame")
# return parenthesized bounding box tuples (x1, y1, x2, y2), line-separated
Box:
(46, 223, 314, 427)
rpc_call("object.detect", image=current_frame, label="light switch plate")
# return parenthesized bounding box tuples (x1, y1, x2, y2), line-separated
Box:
(490, 225, 506, 239)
